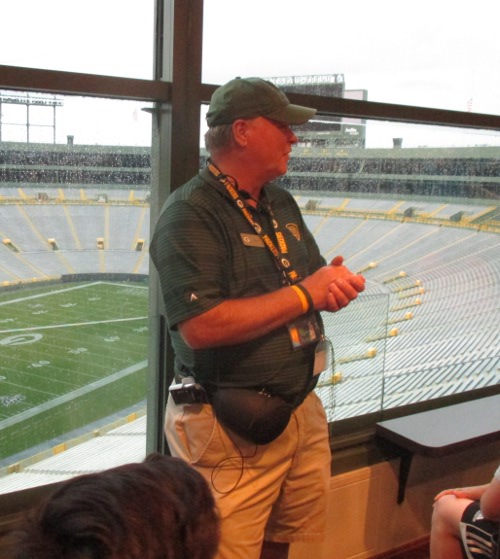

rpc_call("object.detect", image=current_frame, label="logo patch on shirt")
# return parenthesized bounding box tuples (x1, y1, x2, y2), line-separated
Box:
(286, 223, 301, 241)
(240, 233, 265, 247)
(190, 293, 198, 302)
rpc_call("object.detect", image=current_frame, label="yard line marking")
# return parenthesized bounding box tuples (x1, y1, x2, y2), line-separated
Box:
(0, 280, 147, 307)
(97, 281, 147, 290)
(0, 360, 147, 430)
(0, 282, 104, 306)
(0, 316, 147, 334)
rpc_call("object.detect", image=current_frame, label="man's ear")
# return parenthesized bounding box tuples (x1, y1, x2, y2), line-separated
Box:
(232, 119, 249, 147)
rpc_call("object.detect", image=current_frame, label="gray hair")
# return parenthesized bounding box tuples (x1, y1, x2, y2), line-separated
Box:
(204, 123, 236, 153)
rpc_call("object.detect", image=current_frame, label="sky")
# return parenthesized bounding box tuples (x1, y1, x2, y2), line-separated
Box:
(1, 0, 499, 148)
(202, 0, 500, 115)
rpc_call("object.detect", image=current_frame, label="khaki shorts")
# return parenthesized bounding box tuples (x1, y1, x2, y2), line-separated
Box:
(165, 390, 331, 559)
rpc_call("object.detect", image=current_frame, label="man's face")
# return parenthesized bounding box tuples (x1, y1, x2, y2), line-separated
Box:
(245, 117, 298, 182)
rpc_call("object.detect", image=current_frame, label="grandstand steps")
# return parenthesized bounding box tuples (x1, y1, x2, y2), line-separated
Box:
(1, 195, 498, 427)
(469, 205, 500, 224)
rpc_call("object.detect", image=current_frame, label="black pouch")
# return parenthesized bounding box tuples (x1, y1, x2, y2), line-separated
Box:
(211, 388, 293, 445)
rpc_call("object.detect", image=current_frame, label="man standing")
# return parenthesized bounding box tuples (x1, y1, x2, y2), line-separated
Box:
(150, 77, 365, 559)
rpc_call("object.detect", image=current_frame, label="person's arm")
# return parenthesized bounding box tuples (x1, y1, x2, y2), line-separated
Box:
(179, 256, 365, 349)
(433, 467, 500, 522)
(434, 484, 489, 502)
(480, 470, 500, 521)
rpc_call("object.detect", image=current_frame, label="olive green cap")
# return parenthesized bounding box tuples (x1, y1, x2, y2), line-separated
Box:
(206, 77, 316, 127)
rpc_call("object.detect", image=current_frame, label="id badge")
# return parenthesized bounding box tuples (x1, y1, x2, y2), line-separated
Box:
(287, 313, 322, 349)
(313, 337, 332, 376)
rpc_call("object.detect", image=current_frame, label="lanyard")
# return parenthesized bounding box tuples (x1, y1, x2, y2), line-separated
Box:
(206, 159, 302, 285)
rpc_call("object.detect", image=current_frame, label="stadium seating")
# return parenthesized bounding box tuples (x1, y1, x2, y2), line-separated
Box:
(1, 191, 498, 424)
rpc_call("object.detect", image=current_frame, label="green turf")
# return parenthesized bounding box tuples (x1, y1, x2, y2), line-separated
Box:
(0, 281, 148, 460)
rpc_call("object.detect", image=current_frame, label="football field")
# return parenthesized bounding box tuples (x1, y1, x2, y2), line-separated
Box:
(0, 281, 149, 461)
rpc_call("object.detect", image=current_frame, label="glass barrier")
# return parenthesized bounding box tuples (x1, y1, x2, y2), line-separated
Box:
(1, 86, 498, 494)
(199, 115, 499, 421)
(280, 118, 500, 419)
(0, 91, 152, 492)
(317, 293, 391, 422)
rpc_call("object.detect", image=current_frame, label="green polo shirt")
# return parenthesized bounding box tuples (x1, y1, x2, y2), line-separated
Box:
(149, 168, 325, 404)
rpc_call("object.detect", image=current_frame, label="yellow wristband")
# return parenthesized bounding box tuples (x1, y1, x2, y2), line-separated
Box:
(291, 284, 311, 314)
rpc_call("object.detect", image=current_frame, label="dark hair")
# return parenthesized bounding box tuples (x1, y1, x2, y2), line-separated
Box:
(7, 453, 219, 559)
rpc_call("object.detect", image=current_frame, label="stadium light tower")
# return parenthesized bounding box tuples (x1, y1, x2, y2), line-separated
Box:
(0, 90, 63, 143)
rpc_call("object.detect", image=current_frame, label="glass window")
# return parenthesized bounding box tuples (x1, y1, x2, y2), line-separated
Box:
(203, 0, 500, 116)
(198, 117, 500, 422)
(280, 119, 500, 421)
(0, 0, 155, 79)
(0, 92, 152, 493)
(1, 0, 499, 500)
(202, 0, 500, 423)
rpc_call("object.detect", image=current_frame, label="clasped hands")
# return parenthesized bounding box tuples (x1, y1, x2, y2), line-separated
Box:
(302, 255, 366, 313)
